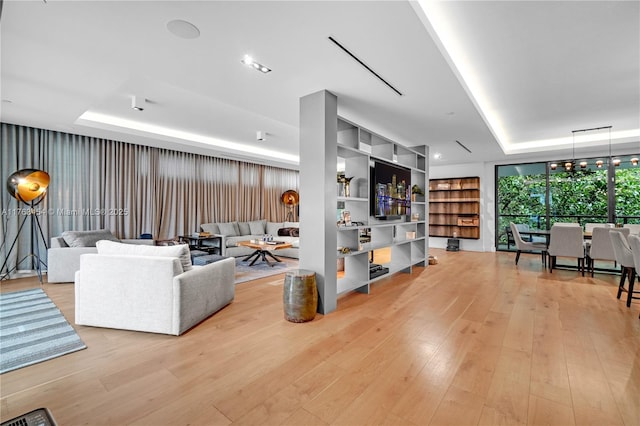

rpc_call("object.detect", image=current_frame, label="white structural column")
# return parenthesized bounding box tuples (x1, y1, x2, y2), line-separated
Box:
(299, 90, 338, 314)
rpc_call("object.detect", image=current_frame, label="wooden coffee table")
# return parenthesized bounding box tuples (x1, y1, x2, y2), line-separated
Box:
(237, 241, 293, 267)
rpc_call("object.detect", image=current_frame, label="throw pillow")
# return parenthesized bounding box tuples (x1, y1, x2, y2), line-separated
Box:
(266, 222, 282, 236)
(238, 222, 251, 235)
(248, 220, 266, 235)
(62, 229, 119, 247)
(96, 240, 192, 272)
(200, 223, 220, 235)
(277, 227, 300, 237)
(277, 228, 290, 236)
(218, 222, 239, 236)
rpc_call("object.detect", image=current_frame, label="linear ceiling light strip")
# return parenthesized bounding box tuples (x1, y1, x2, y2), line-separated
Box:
(455, 140, 472, 153)
(328, 36, 403, 97)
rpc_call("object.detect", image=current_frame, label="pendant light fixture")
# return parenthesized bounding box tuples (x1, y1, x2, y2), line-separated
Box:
(566, 130, 577, 172)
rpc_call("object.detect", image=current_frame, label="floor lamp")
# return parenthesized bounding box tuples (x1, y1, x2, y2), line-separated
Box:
(1, 169, 50, 283)
(281, 190, 299, 222)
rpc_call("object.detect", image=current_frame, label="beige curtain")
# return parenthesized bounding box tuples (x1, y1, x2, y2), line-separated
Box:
(0, 123, 299, 272)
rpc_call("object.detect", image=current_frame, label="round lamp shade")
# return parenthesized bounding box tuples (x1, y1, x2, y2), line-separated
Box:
(6, 169, 50, 203)
(281, 190, 299, 206)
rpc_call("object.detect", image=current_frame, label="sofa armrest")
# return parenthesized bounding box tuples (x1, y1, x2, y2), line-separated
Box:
(208, 234, 227, 255)
(75, 254, 183, 335)
(50, 236, 68, 248)
(47, 247, 98, 283)
(173, 257, 235, 334)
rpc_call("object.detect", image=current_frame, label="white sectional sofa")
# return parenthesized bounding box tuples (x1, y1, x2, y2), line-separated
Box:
(200, 220, 299, 258)
(47, 229, 155, 283)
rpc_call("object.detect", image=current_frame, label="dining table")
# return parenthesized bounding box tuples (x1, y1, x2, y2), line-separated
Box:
(519, 229, 593, 248)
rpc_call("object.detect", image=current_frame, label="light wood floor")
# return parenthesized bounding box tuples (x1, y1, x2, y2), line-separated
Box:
(1, 249, 639, 426)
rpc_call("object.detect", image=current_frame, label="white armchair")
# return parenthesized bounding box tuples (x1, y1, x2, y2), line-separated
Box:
(75, 254, 235, 335)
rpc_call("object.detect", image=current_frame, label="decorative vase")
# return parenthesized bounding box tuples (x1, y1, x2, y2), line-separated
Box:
(344, 179, 351, 197)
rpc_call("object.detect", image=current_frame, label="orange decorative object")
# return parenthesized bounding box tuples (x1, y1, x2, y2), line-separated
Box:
(281, 190, 299, 206)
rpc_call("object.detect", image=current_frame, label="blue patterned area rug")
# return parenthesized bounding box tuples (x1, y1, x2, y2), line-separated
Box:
(0, 288, 87, 374)
(234, 256, 298, 284)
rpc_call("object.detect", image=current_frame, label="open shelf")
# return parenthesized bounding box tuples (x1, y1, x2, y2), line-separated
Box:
(429, 177, 480, 239)
(335, 117, 428, 297)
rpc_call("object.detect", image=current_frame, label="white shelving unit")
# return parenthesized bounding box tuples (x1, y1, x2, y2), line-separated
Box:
(299, 90, 428, 314)
(336, 117, 429, 296)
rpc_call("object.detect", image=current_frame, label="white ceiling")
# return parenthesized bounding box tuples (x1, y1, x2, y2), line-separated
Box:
(1, 0, 638, 170)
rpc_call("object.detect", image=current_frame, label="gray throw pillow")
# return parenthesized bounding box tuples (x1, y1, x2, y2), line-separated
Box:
(200, 223, 220, 234)
(266, 222, 283, 236)
(218, 222, 239, 236)
(248, 220, 266, 235)
(238, 222, 251, 235)
(62, 229, 119, 247)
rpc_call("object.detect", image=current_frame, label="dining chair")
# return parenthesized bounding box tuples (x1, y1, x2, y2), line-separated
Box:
(623, 224, 640, 235)
(510, 222, 547, 266)
(584, 222, 614, 233)
(586, 227, 630, 276)
(610, 231, 637, 307)
(625, 235, 640, 316)
(548, 224, 585, 275)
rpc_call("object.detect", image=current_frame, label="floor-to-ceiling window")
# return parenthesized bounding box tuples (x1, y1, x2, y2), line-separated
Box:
(496, 163, 547, 249)
(496, 154, 640, 250)
(614, 155, 640, 225)
(548, 162, 608, 225)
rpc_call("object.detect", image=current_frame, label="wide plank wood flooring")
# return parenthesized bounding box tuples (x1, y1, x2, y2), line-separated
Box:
(1, 249, 639, 425)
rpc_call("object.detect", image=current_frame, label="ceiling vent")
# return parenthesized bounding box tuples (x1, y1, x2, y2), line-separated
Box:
(328, 36, 402, 96)
(455, 140, 472, 153)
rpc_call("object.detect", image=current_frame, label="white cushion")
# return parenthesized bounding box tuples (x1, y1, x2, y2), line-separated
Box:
(96, 240, 192, 272)
(284, 221, 299, 228)
(62, 229, 119, 247)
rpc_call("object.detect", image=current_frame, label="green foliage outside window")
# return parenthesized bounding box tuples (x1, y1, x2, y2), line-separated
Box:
(497, 166, 640, 247)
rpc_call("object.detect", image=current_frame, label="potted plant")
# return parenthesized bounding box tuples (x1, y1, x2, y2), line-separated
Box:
(411, 184, 424, 202)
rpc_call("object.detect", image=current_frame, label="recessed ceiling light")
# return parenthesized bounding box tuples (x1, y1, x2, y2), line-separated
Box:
(433, 153, 442, 160)
(241, 54, 271, 74)
(167, 19, 200, 39)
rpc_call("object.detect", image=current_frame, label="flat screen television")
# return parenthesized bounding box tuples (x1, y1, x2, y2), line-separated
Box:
(370, 160, 411, 219)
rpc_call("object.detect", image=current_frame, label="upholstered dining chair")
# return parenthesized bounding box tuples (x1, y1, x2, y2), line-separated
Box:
(586, 227, 630, 276)
(610, 231, 637, 308)
(623, 223, 640, 235)
(627, 234, 640, 318)
(510, 222, 547, 266)
(584, 222, 614, 233)
(548, 224, 585, 275)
